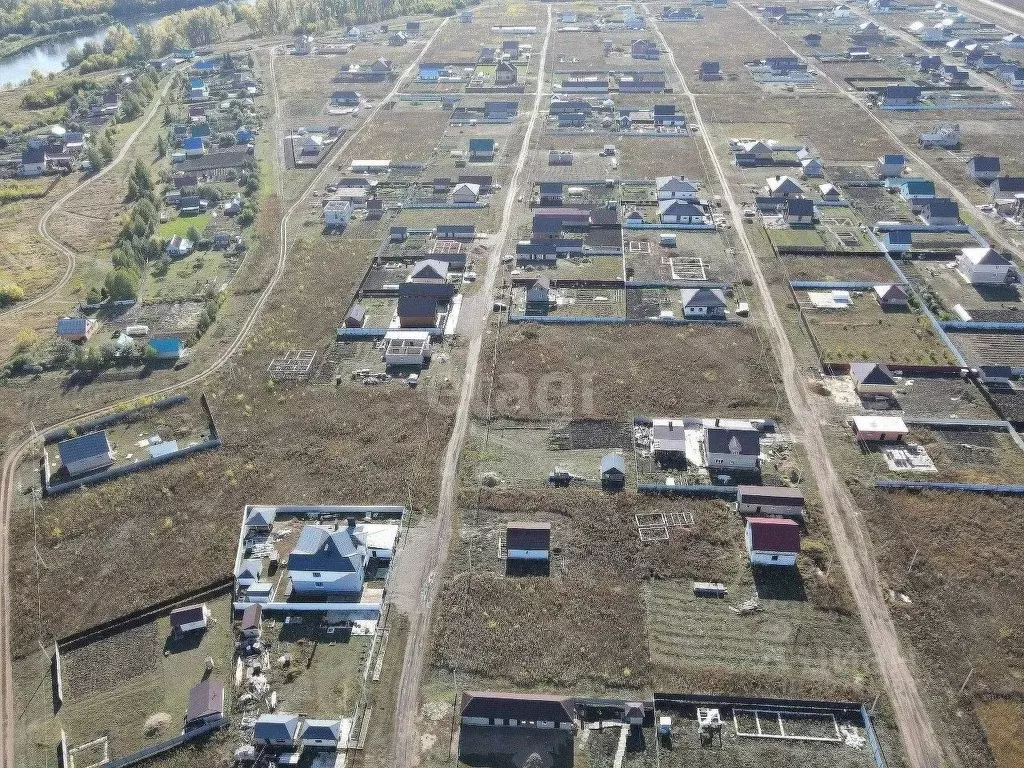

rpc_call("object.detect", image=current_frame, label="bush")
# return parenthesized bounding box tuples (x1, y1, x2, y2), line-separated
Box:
(0, 282, 25, 306)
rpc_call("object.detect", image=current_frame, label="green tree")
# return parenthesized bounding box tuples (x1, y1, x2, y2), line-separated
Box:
(156, 133, 167, 158)
(0, 282, 25, 307)
(104, 269, 139, 301)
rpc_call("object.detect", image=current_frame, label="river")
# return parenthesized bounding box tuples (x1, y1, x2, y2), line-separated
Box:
(0, 28, 113, 89)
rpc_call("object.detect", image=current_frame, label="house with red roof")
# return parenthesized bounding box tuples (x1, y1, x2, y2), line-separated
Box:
(745, 517, 800, 566)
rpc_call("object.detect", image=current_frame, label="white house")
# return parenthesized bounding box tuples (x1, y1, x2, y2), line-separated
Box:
(746, 517, 800, 566)
(288, 521, 367, 595)
(166, 235, 192, 257)
(850, 361, 898, 397)
(408, 259, 448, 283)
(453, 182, 481, 203)
(834, 4, 853, 17)
(656, 175, 699, 199)
(736, 485, 805, 519)
(301, 720, 343, 749)
(765, 175, 805, 196)
(659, 199, 705, 224)
(254, 714, 303, 747)
(800, 158, 823, 178)
(876, 154, 906, 178)
(506, 522, 551, 560)
(680, 287, 727, 317)
(704, 425, 760, 470)
(956, 247, 1013, 285)
(325, 199, 354, 227)
(967, 155, 1000, 182)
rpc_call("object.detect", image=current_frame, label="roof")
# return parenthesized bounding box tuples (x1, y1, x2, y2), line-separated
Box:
(183, 137, 203, 150)
(186, 678, 224, 723)
(766, 176, 804, 194)
(737, 485, 805, 505)
(346, 304, 366, 322)
(705, 425, 760, 456)
(399, 281, 456, 300)
(874, 284, 908, 302)
(961, 247, 1010, 266)
(991, 176, 1024, 193)
(969, 155, 1000, 172)
(901, 179, 935, 196)
(289, 524, 365, 574)
(398, 295, 439, 318)
(850, 362, 896, 386)
(57, 317, 91, 335)
(410, 259, 449, 280)
(819, 183, 840, 197)
(169, 604, 206, 629)
(924, 197, 959, 218)
(506, 522, 551, 549)
(880, 154, 906, 164)
(681, 287, 727, 309)
(786, 198, 815, 216)
(57, 431, 111, 467)
(241, 603, 262, 630)
(747, 517, 801, 553)
(658, 200, 704, 217)
(700, 61, 721, 73)
(22, 147, 46, 164)
(254, 713, 302, 741)
(539, 182, 563, 195)
(460, 691, 575, 723)
(656, 176, 699, 193)
(884, 85, 921, 100)
(303, 720, 342, 741)
(468, 138, 495, 151)
(601, 453, 626, 475)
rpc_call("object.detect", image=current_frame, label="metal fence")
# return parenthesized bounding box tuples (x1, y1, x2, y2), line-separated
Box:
(509, 315, 739, 326)
(103, 718, 230, 768)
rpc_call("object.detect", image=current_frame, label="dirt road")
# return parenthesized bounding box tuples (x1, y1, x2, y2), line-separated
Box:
(648, 6, 949, 768)
(0, 30, 450, 766)
(390, 7, 554, 767)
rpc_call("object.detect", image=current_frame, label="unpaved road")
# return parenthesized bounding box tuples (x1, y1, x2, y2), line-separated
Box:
(390, 7, 554, 767)
(0, 30, 449, 767)
(648, 6, 949, 768)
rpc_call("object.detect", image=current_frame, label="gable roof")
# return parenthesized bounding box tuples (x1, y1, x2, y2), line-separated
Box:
(786, 198, 815, 216)
(766, 176, 805, 194)
(460, 691, 575, 723)
(186, 678, 224, 723)
(850, 361, 896, 386)
(469, 138, 495, 152)
(288, 524, 365, 574)
(245, 506, 276, 527)
(303, 719, 342, 741)
(656, 175, 698, 193)
(747, 517, 801, 553)
(681, 287, 727, 308)
(398, 295, 440, 318)
(506, 522, 551, 549)
(410, 259, 449, 280)
(57, 316, 91, 335)
(961, 247, 1010, 266)
(254, 713, 302, 741)
(705, 425, 760, 456)
(924, 197, 959, 218)
(169, 604, 206, 629)
(968, 155, 1000, 172)
(57, 431, 111, 467)
(880, 154, 906, 165)
(819, 183, 840, 197)
(874, 284, 908, 303)
(241, 603, 262, 631)
(900, 179, 935, 196)
(601, 453, 626, 475)
(658, 200, 703, 217)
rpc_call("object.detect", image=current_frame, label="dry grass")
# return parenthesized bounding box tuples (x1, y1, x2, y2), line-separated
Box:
(857, 490, 1024, 768)
(977, 698, 1024, 768)
(476, 323, 787, 422)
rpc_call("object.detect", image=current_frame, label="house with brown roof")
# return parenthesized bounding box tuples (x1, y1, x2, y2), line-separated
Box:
(185, 678, 225, 729)
(746, 517, 800, 566)
(736, 485, 805, 519)
(460, 691, 576, 730)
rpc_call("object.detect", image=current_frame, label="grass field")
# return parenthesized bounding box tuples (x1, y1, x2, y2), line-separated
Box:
(857, 490, 1024, 768)
(158, 213, 213, 239)
(476, 323, 787, 422)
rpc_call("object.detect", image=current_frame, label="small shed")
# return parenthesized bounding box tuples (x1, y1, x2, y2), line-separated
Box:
(506, 522, 551, 560)
(746, 517, 801, 566)
(601, 453, 626, 489)
(302, 719, 343, 749)
(185, 678, 224, 729)
(240, 603, 262, 639)
(169, 603, 211, 636)
(873, 284, 909, 309)
(850, 362, 898, 397)
(851, 414, 908, 442)
(345, 304, 367, 328)
(736, 485, 805, 519)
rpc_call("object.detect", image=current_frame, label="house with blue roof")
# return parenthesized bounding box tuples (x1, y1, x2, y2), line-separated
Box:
(288, 521, 367, 595)
(149, 337, 184, 359)
(236, 127, 254, 144)
(882, 229, 912, 253)
(174, 47, 195, 60)
(57, 430, 116, 477)
(254, 713, 302, 747)
(301, 719, 343, 748)
(876, 154, 906, 178)
(189, 122, 211, 139)
(194, 59, 217, 73)
(468, 138, 495, 161)
(183, 136, 205, 156)
(56, 316, 97, 341)
(419, 63, 442, 81)
(899, 179, 936, 212)
(188, 78, 209, 101)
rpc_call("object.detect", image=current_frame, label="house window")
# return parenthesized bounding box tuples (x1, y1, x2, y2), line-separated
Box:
(312, 572, 321, 577)
(770, 555, 779, 561)
(315, 581, 324, 588)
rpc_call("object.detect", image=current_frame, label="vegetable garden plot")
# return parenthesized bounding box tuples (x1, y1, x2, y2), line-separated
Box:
(732, 709, 842, 742)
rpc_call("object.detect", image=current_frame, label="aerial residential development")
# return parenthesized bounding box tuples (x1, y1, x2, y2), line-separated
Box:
(0, 2, 1023, 768)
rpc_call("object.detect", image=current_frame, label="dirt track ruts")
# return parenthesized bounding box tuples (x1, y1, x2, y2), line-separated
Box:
(0, 30, 449, 767)
(649, 5, 949, 767)
(390, 7, 554, 767)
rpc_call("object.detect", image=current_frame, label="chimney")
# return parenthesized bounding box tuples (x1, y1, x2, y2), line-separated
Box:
(715, 418, 720, 427)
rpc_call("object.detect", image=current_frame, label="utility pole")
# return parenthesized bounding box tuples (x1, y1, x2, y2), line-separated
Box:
(958, 667, 974, 695)
(907, 546, 920, 575)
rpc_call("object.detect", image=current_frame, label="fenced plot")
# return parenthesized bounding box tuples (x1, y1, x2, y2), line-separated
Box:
(635, 510, 695, 541)
(628, 239, 652, 255)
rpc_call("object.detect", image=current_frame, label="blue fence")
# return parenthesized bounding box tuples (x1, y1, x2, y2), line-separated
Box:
(624, 222, 717, 231)
(790, 280, 887, 290)
(939, 320, 1024, 332)
(881, 102, 1013, 110)
(861, 704, 889, 768)
(629, 280, 732, 289)
(404, 201, 487, 209)
(509, 315, 739, 326)
(876, 480, 1024, 494)
(638, 483, 737, 496)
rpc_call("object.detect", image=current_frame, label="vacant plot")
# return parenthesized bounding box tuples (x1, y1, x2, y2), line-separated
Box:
(347, 110, 452, 164)
(857, 490, 1024, 768)
(477, 323, 786, 422)
(977, 699, 1024, 768)
(779, 255, 898, 284)
(802, 297, 958, 365)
